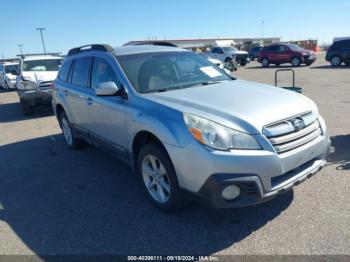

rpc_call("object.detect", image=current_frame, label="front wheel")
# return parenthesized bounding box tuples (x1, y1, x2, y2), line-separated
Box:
(137, 143, 183, 211)
(291, 57, 301, 67)
(331, 56, 342, 67)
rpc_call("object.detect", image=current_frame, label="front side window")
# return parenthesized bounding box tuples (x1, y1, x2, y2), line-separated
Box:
(22, 59, 62, 72)
(91, 57, 118, 89)
(71, 57, 92, 87)
(5, 64, 18, 74)
(117, 51, 233, 93)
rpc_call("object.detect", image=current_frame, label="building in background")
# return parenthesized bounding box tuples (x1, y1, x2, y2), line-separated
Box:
(284, 40, 319, 52)
(125, 37, 281, 51)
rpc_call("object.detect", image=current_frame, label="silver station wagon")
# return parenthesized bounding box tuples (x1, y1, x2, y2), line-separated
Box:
(52, 44, 331, 210)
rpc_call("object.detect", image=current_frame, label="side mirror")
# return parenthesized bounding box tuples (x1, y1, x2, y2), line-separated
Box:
(11, 70, 18, 75)
(95, 81, 120, 96)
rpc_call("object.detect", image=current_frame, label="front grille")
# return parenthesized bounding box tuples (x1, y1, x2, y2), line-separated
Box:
(39, 81, 53, 90)
(263, 112, 322, 154)
(236, 54, 248, 60)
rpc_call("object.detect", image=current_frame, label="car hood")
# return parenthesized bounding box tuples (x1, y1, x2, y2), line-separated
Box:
(5, 74, 16, 81)
(144, 80, 317, 134)
(22, 71, 58, 83)
(228, 50, 248, 55)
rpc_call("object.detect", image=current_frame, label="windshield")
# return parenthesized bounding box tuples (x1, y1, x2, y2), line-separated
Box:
(22, 59, 62, 72)
(222, 47, 238, 52)
(117, 51, 233, 93)
(287, 44, 305, 51)
(5, 64, 18, 74)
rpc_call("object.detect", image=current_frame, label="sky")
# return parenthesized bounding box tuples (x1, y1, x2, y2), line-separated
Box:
(0, 0, 349, 58)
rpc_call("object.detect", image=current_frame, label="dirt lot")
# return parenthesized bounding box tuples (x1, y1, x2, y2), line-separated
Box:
(0, 53, 349, 257)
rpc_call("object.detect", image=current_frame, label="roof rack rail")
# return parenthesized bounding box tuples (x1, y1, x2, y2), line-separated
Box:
(68, 44, 114, 56)
(124, 41, 178, 47)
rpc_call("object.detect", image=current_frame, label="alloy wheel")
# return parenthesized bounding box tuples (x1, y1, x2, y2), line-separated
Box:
(61, 117, 73, 146)
(142, 154, 171, 203)
(331, 56, 342, 66)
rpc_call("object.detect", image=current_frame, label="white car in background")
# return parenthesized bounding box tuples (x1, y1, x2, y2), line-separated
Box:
(15, 55, 63, 115)
(0, 63, 19, 90)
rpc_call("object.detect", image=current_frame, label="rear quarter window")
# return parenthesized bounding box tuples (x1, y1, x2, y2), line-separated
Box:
(58, 60, 72, 82)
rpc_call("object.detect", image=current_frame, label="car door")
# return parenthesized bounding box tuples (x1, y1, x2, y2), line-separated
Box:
(277, 45, 291, 63)
(88, 56, 128, 155)
(66, 56, 94, 133)
(210, 47, 219, 59)
(216, 47, 225, 61)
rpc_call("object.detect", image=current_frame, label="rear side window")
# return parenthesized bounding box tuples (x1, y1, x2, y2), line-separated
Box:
(58, 60, 72, 82)
(71, 57, 92, 87)
(264, 45, 279, 52)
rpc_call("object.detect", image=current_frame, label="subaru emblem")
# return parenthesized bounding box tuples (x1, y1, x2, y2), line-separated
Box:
(291, 118, 305, 131)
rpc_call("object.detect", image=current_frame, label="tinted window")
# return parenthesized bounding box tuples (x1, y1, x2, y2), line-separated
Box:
(264, 45, 279, 52)
(91, 57, 118, 89)
(211, 47, 220, 54)
(58, 60, 72, 82)
(5, 64, 18, 74)
(338, 40, 350, 48)
(71, 57, 92, 87)
(22, 59, 62, 72)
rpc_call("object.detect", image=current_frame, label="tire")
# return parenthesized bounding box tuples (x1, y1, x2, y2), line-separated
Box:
(305, 62, 313, 66)
(261, 58, 270, 67)
(137, 143, 183, 211)
(331, 56, 342, 67)
(345, 62, 350, 66)
(249, 55, 254, 61)
(4, 81, 9, 90)
(59, 111, 83, 149)
(291, 57, 301, 67)
(240, 62, 247, 67)
(225, 57, 232, 65)
(20, 99, 34, 116)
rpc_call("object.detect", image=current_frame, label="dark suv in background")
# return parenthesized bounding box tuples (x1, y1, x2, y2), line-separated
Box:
(326, 39, 350, 67)
(258, 44, 316, 67)
(248, 46, 262, 61)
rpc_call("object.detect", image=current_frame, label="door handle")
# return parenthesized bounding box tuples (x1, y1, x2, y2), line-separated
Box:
(86, 97, 93, 105)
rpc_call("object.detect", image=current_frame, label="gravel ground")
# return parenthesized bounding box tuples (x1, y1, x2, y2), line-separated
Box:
(0, 53, 349, 257)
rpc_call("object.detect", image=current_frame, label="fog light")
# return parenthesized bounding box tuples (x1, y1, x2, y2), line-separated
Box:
(222, 185, 240, 200)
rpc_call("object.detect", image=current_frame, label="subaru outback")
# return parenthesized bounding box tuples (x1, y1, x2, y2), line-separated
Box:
(52, 44, 330, 210)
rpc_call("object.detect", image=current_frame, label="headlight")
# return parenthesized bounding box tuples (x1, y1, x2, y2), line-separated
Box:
(18, 79, 36, 90)
(183, 113, 261, 151)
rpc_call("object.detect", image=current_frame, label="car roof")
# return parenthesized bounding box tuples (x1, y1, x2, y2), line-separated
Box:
(22, 55, 62, 61)
(112, 45, 189, 56)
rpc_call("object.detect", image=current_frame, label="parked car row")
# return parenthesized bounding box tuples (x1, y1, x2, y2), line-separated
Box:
(48, 43, 330, 210)
(0, 63, 19, 90)
(9, 55, 63, 115)
(249, 39, 350, 68)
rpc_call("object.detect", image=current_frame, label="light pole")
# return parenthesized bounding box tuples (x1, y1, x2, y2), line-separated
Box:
(17, 44, 23, 55)
(261, 21, 265, 39)
(36, 27, 47, 54)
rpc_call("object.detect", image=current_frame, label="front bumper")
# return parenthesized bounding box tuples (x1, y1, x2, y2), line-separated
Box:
(195, 158, 327, 208)
(303, 56, 316, 64)
(17, 88, 52, 102)
(166, 124, 330, 208)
